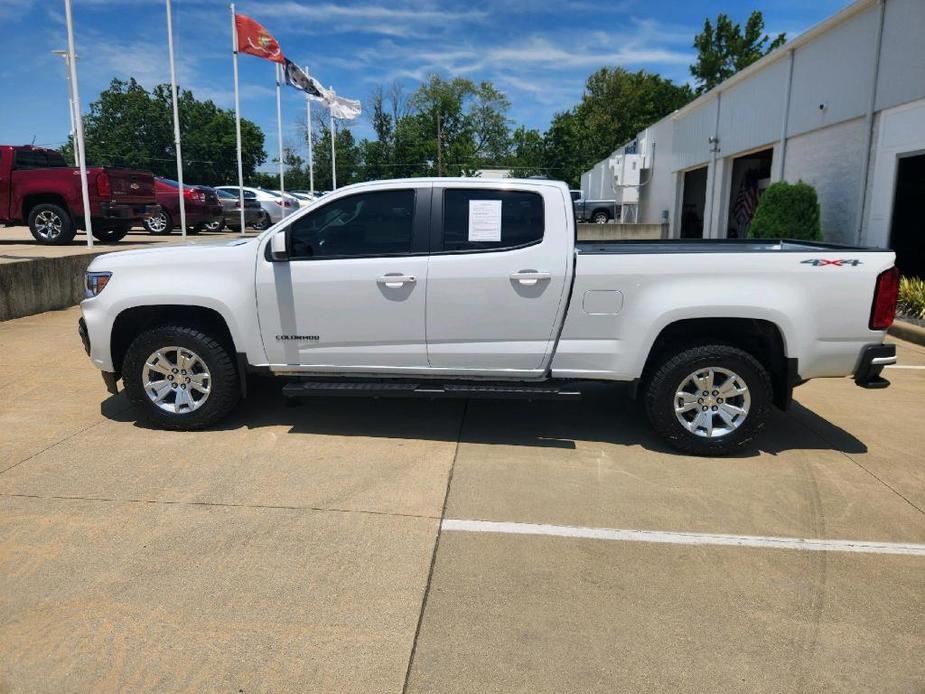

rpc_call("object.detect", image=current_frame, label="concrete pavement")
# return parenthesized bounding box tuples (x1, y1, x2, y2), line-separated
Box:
(1, 307, 923, 692)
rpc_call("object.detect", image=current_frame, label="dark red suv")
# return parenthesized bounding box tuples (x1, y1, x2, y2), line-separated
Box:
(143, 177, 223, 234)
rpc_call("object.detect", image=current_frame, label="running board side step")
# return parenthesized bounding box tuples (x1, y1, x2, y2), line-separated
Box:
(281, 381, 582, 400)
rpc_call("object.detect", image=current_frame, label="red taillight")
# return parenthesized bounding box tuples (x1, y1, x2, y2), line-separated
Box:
(870, 266, 899, 330)
(95, 171, 111, 197)
(184, 187, 205, 203)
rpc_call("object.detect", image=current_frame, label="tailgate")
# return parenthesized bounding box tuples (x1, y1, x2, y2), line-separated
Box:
(105, 168, 156, 203)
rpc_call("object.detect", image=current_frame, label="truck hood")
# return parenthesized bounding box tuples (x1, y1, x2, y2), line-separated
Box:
(88, 236, 256, 271)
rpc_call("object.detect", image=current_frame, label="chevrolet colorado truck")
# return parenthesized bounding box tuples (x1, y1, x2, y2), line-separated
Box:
(0, 145, 159, 244)
(78, 178, 899, 455)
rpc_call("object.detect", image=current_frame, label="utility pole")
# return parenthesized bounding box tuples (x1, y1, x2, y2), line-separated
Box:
(436, 110, 443, 177)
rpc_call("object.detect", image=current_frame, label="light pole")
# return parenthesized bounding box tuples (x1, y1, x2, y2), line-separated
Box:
(52, 49, 80, 166)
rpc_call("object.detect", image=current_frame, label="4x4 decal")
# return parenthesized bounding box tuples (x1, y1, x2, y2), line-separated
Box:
(801, 259, 863, 267)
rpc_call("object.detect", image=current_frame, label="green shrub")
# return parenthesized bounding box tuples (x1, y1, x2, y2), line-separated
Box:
(898, 276, 925, 320)
(748, 180, 822, 241)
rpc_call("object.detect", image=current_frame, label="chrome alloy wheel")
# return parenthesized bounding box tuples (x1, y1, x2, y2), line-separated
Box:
(147, 211, 169, 233)
(34, 210, 63, 241)
(674, 367, 751, 438)
(142, 346, 211, 414)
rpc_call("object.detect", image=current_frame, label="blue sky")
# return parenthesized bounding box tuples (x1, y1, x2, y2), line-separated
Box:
(1, 0, 848, 171)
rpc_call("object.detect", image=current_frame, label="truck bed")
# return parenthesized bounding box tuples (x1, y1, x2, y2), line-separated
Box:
(576, 238, 876, 254)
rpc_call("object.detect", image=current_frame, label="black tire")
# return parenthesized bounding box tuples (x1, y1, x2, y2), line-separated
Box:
(122, 324, 241, 430)
(143, 210, 173, 235)
(643, 344, 772, 456)
(203, 219, 224, 232)
(92, 221, 131, 243)
(187, 224, 203, 235)
(592, 210, 610, 224)
(251, 210, 271, 230)
(27, 203, 76, 245)
(227, 224, 241, 233)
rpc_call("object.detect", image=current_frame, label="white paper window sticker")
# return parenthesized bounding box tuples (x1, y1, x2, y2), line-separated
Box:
(468, 200, 502, 242)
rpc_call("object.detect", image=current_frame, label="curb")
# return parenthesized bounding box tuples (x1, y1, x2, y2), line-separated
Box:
(889, 319, 925, 348)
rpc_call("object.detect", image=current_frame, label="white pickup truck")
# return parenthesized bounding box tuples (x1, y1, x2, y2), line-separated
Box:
(79, 178, 900, 455)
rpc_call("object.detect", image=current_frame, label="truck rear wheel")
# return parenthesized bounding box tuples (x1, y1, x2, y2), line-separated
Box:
(92, 222, 132, 243)
(592, 210, 610, 224)
(28, 203, 76, 245)
(643, 344, 772, 456)
(122, 324, 241, 430)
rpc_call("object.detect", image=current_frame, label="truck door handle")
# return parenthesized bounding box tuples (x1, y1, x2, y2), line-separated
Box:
(377, 274, 416, 288)
(510, 271, 551, 286)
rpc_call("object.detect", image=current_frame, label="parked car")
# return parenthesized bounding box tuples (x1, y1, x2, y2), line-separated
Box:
(79, 178, 900, 456)
(288, 190, 320, 205)
(213, 186, 298, 230)
(142, 178, 222, 235)
(0, 144, 159, 244)
(206, 188, 263, 231)
(570, 189, 619, 223)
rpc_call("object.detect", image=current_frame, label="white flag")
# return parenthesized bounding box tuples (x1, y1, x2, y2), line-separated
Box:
(328, 94, 361, 120)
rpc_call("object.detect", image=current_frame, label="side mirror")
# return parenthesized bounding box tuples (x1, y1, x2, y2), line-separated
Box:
(270, 230, 289, 261)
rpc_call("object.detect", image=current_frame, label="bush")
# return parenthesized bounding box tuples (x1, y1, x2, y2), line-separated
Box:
(898, 276, 925, 320)
(748, 180, 822, 241)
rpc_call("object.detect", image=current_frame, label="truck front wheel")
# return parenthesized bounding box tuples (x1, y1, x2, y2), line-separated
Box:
(643, 344, 772, 456)
(122, 324, 241, 430)
(28, 203, 76, 245)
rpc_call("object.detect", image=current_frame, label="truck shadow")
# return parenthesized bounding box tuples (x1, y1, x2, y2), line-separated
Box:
(101, 378, 867, 459)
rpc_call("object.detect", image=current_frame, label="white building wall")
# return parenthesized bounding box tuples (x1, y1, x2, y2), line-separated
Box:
(717, 57, 789, 157)
(786, 4, 879, 137)
(876, 0, 925, 110)
(637, 118, 675, 225)
(782, 117, 868, 244)
(673, 99, 717, 171)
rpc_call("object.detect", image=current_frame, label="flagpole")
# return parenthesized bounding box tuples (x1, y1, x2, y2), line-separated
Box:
(306, 87, 314, 196)
(329, 86, 337, 190)
(166, 0, 186, 238)
(63, 0, 93, 248)
(275, 62, 286, 218)
(230, 3, 245, 234)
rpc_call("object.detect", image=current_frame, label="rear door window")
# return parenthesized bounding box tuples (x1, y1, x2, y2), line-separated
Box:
(14, 150, 48, 170)
(441, 189, 544, 252)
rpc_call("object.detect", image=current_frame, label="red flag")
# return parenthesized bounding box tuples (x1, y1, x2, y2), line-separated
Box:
(234, 13, 284, 63)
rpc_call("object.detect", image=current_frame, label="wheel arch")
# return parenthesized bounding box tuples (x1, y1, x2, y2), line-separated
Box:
(590, 207, 611, 220)
(111, 305, 237, 380)
(639, 317, 795, 409)
(23, 193, 71, 222)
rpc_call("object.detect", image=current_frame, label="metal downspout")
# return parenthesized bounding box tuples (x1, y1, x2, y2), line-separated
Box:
(777, 49, 795, 181)
(856, 0, 886, 245)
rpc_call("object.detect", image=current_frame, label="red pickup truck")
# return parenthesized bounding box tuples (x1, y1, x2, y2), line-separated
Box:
(0, 145, 160, 245)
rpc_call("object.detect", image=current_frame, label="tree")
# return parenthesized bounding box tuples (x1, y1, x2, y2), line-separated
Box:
(506, 126, 547, 177)
(63, 78, 266, 184)
(691, 11, 786, 94)
(312, 123, 362, 191)
(543, 67, 693, 187)
(748, 180, 821, 241)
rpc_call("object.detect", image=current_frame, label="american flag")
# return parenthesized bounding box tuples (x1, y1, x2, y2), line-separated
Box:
(733, 179, 760, 228)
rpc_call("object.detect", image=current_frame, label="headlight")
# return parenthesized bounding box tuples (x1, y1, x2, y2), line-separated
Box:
(84, 272, 112, 298)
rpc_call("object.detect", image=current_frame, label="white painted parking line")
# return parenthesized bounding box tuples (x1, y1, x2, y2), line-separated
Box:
(886, 365, 925, 369)
(442, 519, 925, 556)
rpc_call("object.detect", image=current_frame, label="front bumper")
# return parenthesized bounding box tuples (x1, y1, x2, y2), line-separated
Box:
(99, 202, 161, 220)
(79, 317, 119, 394)
(854, 343, 896, 389)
